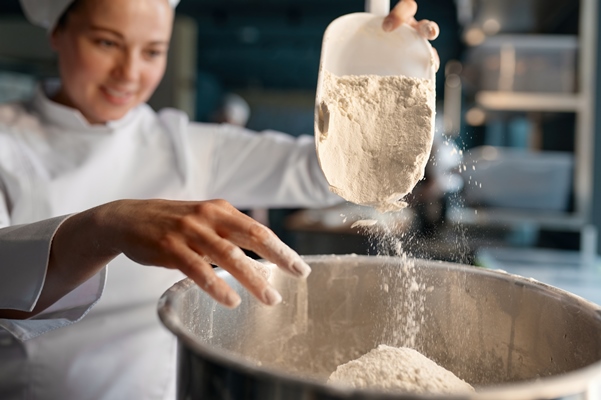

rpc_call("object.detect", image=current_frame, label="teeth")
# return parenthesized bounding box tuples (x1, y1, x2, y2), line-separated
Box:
(105, 87, 129, 98)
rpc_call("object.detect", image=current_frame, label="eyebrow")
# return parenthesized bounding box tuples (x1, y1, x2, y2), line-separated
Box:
(88, 25, 169, 46)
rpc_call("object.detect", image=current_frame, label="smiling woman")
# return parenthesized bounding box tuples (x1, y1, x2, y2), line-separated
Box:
(0, 0, 439, 399)
(0, 0, 342, 397)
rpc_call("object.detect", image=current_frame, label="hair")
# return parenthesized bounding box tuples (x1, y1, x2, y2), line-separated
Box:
(54, 0, 85, 31)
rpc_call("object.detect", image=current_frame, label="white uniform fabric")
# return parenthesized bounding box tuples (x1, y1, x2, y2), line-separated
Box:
(20, 0, 181, 31)
(0, 82, 339, 399)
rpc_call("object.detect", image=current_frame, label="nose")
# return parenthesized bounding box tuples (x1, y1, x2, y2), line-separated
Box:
(113, 50, 140, 83)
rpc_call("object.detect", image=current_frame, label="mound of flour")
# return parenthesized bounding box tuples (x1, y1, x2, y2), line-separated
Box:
(328, 345, 474, 394)
(316, 71, 435, 212)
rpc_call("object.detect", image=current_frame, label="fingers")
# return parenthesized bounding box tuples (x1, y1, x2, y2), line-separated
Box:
(172, 243, 242, 308)
(412, 19, 440, 41)
(197, 201, 311, 278)
(248, 258, 272, 280)
(188, 224, 283, 307)
(383, 0, 440, 41)
(383, 0, 417, 32)
(135, 199, 308, 308)
(215, 214, 311, 279)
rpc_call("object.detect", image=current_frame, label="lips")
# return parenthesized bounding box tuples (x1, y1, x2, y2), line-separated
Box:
(101, 86, 135, 105)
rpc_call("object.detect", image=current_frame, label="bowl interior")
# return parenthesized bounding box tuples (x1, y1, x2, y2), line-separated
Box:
(166, 255, 601, 388)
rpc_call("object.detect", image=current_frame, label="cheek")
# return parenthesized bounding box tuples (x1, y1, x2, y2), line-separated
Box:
(78, 52, 114, 82)
(141, 62, 167, 95)
(61, 45, 112, 87)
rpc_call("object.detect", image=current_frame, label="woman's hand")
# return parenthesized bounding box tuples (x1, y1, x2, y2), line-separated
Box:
(383, 0, 439, 39)
(1, 199, 302, 320)
(96, 199, 309, 308)
(383, 0, 440, 69)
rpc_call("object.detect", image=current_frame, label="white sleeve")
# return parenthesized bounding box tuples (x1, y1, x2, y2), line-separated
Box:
(0, 214, 106, 341)
(189, 122, 342, 209)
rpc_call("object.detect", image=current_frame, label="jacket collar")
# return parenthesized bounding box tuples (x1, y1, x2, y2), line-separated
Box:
(32, 80, 140, 133)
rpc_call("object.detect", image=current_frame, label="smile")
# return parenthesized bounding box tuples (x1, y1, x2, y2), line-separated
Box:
(106, 88, 129, 97)
(101, 86, 135, 105)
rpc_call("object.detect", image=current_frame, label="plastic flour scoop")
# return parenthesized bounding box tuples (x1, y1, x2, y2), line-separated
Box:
(314, 0, 437, 212)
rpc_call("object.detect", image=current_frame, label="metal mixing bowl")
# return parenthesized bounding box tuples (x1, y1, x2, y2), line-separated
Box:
(158, 255, 601, 399)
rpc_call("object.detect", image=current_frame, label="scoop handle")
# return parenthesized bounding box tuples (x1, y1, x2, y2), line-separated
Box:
(365, 0, 390, 16)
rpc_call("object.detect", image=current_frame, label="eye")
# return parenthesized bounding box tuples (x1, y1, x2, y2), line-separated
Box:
(145, 49, 166, 59)
(97, 39, 117, 48)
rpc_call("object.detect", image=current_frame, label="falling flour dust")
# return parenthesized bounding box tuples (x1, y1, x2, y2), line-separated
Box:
(328, 345, 474, 394)
(316, 70, 436, 212)
(315, 71, 460, 393)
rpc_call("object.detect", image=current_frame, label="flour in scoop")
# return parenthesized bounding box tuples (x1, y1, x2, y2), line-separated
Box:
(328, 345, 474, 394)
(316, 71, 435, 212)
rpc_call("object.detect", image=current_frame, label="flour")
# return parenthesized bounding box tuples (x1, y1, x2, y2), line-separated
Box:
(328, 345, 474, 394)
(316, 71, 435, 212)
(350, 219, 378, 228)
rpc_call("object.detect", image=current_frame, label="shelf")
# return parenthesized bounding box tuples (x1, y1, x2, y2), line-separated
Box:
(476, 91, 582, 112)
(447, 206, 585, 231)
(450, 0, 598, 248)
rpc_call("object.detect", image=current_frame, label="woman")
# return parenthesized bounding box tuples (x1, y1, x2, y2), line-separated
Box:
(0, 0, 439, 398)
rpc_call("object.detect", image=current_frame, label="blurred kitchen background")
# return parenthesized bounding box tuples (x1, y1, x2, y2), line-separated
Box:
(1, 0, 600, 303)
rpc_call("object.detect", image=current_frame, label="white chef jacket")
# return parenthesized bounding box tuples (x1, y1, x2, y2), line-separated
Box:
(0, 82, 339, 400)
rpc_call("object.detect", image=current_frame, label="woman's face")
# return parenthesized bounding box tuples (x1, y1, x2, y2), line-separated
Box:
(50, 0, 173, 124)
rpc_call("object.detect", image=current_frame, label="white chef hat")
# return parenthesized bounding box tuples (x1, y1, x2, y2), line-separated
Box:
(20, 0, 180, 31)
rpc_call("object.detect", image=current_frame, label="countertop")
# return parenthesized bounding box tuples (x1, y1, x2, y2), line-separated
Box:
(477, 247, 601, 307)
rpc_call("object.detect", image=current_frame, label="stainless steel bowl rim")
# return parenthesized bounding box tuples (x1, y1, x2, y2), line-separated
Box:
(157, 255, 601, 399)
